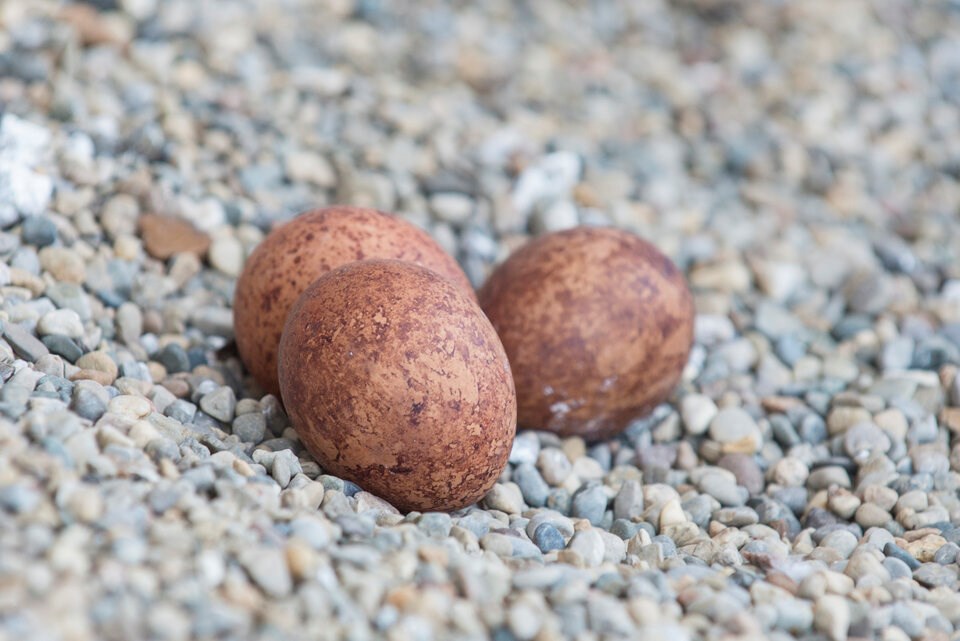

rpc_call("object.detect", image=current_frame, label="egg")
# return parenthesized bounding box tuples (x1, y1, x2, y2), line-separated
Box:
(278, 259, 516, 512)
(234, 206, 474, 395)
(478, 226, 694, 441)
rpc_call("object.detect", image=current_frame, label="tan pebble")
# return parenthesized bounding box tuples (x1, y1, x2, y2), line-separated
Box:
(39, 247, 86, 283)
(113, 235, 141, 260)
(285, 539, 317, 581)
(75, 351, 118, 380)
(827, 489, 861, 519)
(127, 419, 159, 443)
(941, 407, 960, 434)
(9, 268, 45, 296)
(232, 459, 255, 477)
(161, 378, 191, 398)
(418, 545, 449, 566)
(97, 425, 134, 448)
(169, 252, 202, 287)
(904, 535, 947, 563)
(147, 362, 167, 383)
(562, 436, 586, 461)
(826, 406, 871, 435)
(67, 485, 104, 523)
(71, 369, 115, 386)
(139, 213, 211, 259)
(659, 498, 687, 528)
(861, 484, 899, 511)
(159, 458, 179, 478)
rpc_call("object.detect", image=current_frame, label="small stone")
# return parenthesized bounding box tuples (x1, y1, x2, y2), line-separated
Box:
(681, 394, 717, 435)
(21, 215, 58, 247)
(38, 247, 85, 283)
(717, 453, 763, 495)
(429, 192, 474, 224)
(571, 483, 607, 525)
(613, 480, 644, 521)
(108, 394, 152, 419)
(115, 303, 143, 346)
(827, 406, 871, 435)
(509, 431, 540, 465)
(709, 407, 762, 453)
(209, 236, 244, 277)
(568, 528, 604, 567)
(533, 523, 565, 553)
(72, 387, 107, 421)
(659, 498, 687, 529)
(74, 351, 118, 385)
(538, 448, 572, 485)
(239, 548, 292, 598)
(232, 412, 266, 443)
(156, 344, 191, 374)
(199, 386, 236, 423)
(140, 214, 211, 259)
(37, 309, 84, 339)
(883, 542, 920, 570)
(813, 595, 850, 641)
(843, 421, 890, 459)
(483, 483, 524, 514)
(513, 463, 549, 508)
(165, 399, 197, 424)
(914, 563, 958, 588)
(3, 320, 49, 362)
(284, 150, 336, 186)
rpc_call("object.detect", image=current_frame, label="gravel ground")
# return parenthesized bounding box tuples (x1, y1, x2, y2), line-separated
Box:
(2, 0, 960, 640)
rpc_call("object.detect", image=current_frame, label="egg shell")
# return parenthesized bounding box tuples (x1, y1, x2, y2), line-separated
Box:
(234, 206, 475, 395)
(478, 226, 694, 441)
(278, 259, 516, 512)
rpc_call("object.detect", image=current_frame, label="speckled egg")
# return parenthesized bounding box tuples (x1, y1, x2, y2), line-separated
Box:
(478, 226, 694, 441)
(278, 259, 516, 512)
(234, 206, 475, 395)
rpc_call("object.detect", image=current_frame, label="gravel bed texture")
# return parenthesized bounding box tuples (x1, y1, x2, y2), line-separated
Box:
(2, 0, 960, 640)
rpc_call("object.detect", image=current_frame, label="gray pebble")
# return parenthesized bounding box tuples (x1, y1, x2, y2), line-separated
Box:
(21, 215, 57, 247)
(533, 523, 565, 553)
(571, 483, 607, 526)
(232, 412, 266, 443)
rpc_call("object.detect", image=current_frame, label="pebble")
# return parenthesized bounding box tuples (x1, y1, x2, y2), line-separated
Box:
(208, 236, 244, 277)
(567, 529, 604, 567)
(74, 351, 118, 385)
(37, 309, 84, 338)
(21, 215, 57, 247)
(681, 394, 717, 435)
(232, 412, 266, 443)
(533, 523, 566, 553)
(239, 548, 293, 598)
(156, 343, 191, 374)
(571, 483, 607, 525)
(708, 407, 762, 453)
(140, 214, 211, 259)
(483, 483, 524, 515)
(199, 386, 236, 423)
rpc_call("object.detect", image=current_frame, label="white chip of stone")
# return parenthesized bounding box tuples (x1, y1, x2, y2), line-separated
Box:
(37, 309, 84, 338)
(208, 236, 244, 277)
(108, 394, 153, 419)
(681, 394, 718, 436)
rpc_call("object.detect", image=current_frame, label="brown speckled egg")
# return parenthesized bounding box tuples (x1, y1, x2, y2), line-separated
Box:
(234, 206, 475, 395)
(478, 226, 694, 441)
(278, 259, 516, 512)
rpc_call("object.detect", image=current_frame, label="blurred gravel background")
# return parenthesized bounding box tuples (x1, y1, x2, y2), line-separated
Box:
(2, 1, 960, 640)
